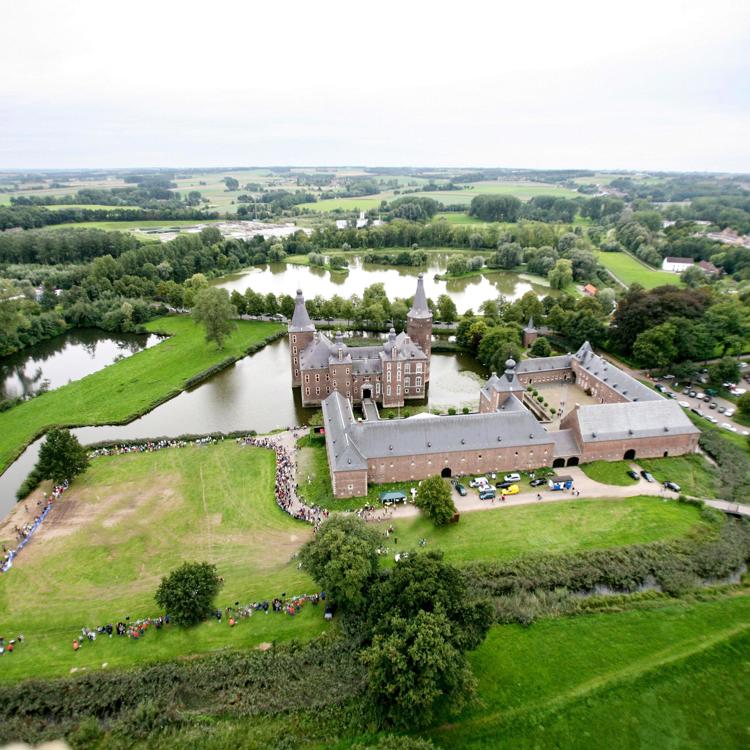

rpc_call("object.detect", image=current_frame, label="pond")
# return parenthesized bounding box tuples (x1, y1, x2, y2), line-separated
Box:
(216, 255, 551, 313)
(0, 336, 487, 518)
(0, 329, 163, 401)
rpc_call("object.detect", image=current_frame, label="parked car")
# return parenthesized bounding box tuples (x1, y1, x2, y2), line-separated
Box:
(709, 402, 718, 409)
(690, 407, 702, 416)
(452, 481, 467, 496)
(627, 469, 640, 480)
(479, 489, 496, 501)
(708, 416, 719, 424)
(725, 408, 735, 417)
(703, 395, 711, 403)
(682, 386, 690, 395)
(678, 401, 690, 408)
(502, 484, 520, 496)
(503, 472, 521, 482)
(530, 478, 547, 487)
(688, 390, 697, 398)
(655, 384, 667, 393)
(695, 392, 705, 400)
(663, 481, 681, 492)
(495, 480, 514, 489)
(721, 422, 734, 430)
(718, 405, 726, 414)
(469, 477, 488, 488)
(640, 470, 655, 483)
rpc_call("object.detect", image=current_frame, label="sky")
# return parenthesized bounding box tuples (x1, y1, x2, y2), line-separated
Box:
(1, 0, 749, 172)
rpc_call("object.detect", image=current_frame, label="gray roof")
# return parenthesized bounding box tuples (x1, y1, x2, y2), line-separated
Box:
(572, 342, 661, 402)
(408, 273, 431, 320)
(321, 392, 553, 471)
(289, 289, 315, 332)
(516, 354, 572, 373)
(480, 360, 526, 401)
(551, 429, 580, 456)
(573, 400, 699, 443)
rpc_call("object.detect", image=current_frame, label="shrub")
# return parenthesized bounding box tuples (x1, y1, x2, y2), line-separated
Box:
(462, 406, 470, 414)
(447, 407, 457, 415)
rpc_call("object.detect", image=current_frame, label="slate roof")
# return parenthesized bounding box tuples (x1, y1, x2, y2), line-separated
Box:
(573, 400, 699, 443)
(321, 392, 553, 471)
(480, 359, 526, 401)
(289, 289, 315, 332)
(516, 354, 573, 373)
(572, 342, 661, 402)
(551, 429, 580, 456)
(408, 273, 431, 320)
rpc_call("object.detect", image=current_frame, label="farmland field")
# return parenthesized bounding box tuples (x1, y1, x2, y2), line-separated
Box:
(594, 250, 682, 289)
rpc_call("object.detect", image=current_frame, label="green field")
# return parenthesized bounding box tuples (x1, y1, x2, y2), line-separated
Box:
(594, 250, 682, 289)
(637, 454, 720, 497)
(436, 596, 750, 749)
(580, 460, 639, 485)
(0, 317, 283, 475)
(301, 195, 387, 212)
(432, 212, 488, 225)
(0, 442, 318, 682)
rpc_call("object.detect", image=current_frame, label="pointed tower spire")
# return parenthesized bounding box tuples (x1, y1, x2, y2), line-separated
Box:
(408, 273, 431, 320)
(524, 316, 536, 332)
(289, 289, 315, 332)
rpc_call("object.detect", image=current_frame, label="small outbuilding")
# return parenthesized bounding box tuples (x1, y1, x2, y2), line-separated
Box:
(548, 475, 574, 491)
(379, 490, 407, 505)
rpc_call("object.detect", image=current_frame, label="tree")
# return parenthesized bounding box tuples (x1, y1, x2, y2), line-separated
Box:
(477, 325, 522, 369)
(548, 259, 573, 289)
(415, 475, 456, 526)
(154, 562, 222, 626)
(737, 391, 750, 418)
(530, 336, 552, 357)
(299, 516, 381, 611)
(446, 255, 469, 276)
(192, 287, 237, 349)
(36, 428, 89, 485)
(681, 265, 707, 288)
(708, 357, 740, 387)
(437, 294, 457, 323)
(633, 322, 678, 369)
(362, 609, 476, 729)
(223, 177, 240, 191)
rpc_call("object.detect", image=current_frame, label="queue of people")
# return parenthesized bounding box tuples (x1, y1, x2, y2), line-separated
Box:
(1, 481, 68, 573)
(237, 435, 329, 528)
(71, 591, 326, 651)
(89, 436, 218, 458)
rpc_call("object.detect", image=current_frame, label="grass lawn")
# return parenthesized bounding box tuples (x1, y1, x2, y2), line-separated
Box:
(594, 250, 682, 289)
(0, 442, 320, 682)
(435, 595, 750, 750)
(44, 219, 221, 233)
(372, 497, 706, 566)
(300, 195, 387, 212)
(580, 460, 638, 485)
(433, 212, 488, 225)
(637, 454, 720, 497)
(0, 316, 283, 474)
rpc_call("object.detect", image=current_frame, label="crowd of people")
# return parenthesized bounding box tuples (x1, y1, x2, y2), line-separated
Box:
(1, 481, 68, 573)
(88, 435, 218, 458)
(237, 434, 329, 528)
(71, 591, 326, 651)
(0, 634, 24, 655)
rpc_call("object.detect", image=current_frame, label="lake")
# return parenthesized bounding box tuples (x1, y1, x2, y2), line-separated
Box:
(216, 255, 551, 313)
(0, 329, 162, 401)
(0, 336, 487, 517)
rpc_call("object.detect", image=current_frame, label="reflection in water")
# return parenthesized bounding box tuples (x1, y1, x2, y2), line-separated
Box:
(216, 256, 551, 313)
(0, 329, 162, 401)
(0, 337, 487, 517)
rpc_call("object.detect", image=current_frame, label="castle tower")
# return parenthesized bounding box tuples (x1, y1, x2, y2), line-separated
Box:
(523, 316, 539, 348)
(288, 289, 316, 387)
(406, 273, 432, 358)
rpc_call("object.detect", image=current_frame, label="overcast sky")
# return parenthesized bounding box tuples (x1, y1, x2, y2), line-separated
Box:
(2, 0, 749, 172)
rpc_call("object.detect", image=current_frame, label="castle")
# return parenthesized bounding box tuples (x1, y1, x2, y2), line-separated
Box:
(289, 274, 432, 408)
(319, 341, 700, 498)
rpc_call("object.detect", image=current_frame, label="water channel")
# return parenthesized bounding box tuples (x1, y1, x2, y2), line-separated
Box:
(216, 255, 551, 313)
(0, 329, 162, 401)
(0, 334, 487, 518)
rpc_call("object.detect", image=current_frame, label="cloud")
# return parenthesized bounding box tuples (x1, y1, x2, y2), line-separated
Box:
(2, 0, 749, 170)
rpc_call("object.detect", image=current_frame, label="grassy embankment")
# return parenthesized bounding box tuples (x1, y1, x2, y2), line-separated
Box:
(0, 316, 283, 475)
(594, 249, 682, 289)
(0, 437, 709, 682)
(434, 595, 750, 750)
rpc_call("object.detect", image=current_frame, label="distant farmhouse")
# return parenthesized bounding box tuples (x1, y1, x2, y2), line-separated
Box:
(302, 325, 701, 497)
(289, 275, 432, 408)
(661, 256, 720, 277)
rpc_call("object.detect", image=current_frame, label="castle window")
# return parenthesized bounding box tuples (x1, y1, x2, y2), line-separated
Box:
(292, 335, 297, 343)
(405, 363, 411, 373)
(305, 387, 310, 395)
(387, 385, 391, 397)
(294, 369, 299, 377)
(404, 377, 410, 387)
(346, 368, 350, 375)
(415, 386, 421, 393)
(305, 374, 310, 383)
(404, 388, 409, 395)
(315, 373, 320, 382)
(333, 381, 337, 388)
(293, 357, 297, 365)
(387, 369, 392, 382)
(416, 376, 422, 387)
(292, 346, 297, 354)
(397, 385, 401, 396)
(376, 382, 381, 395)
(416, 363, 423, 373)
(316, 387, 320, 395)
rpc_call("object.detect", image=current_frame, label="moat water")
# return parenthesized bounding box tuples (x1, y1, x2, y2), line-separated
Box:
(216, 255, 552, 314)
(0, 329, 162, 401)
(0, 335, 486, 517)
